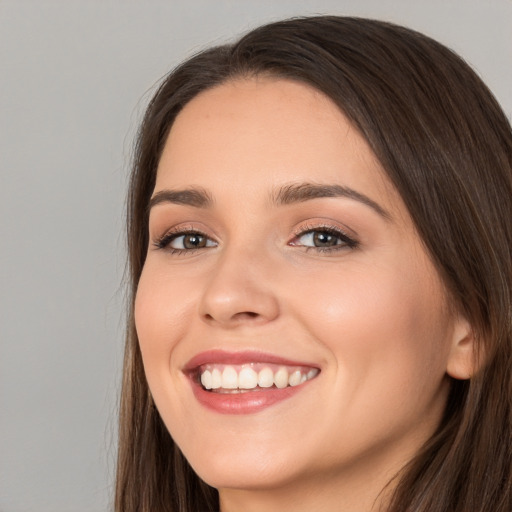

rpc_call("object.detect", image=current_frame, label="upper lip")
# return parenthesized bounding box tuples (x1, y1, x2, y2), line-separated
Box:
(183, 349, 320, 371)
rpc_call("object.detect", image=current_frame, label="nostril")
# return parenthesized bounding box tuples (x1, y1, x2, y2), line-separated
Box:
(237, 311, 259, 319)
(229, 311, 262, 323)
(202, 311, 258, 321)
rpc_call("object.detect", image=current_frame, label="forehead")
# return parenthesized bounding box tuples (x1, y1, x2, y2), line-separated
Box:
(155, 78, 400, 215)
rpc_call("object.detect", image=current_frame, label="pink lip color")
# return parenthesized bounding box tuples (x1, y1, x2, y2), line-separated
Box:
(184, 349, 316, 370)
(190, 384, 304, 414)
(184, 350, 319, 415)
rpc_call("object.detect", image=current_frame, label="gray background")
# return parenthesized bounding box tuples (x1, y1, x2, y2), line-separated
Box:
(1, 1, 510, 511)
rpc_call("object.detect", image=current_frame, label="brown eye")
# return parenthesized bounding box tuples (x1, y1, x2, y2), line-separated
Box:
(292, 227, 358, 252)
(170, 232, 212, 250)
(154, 229, 217, 252)
(183, 234, 207, 249)
(312, 231, 339, 247)
(297, 230, 343, 248)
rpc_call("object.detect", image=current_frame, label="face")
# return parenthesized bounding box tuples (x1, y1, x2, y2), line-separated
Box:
(135, 78, 463, 503)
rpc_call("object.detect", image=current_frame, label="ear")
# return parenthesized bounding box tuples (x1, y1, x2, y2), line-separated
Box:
(446, 315, 480, 380)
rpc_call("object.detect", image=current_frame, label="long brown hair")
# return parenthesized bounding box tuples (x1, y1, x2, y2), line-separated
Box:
(116, 16, 512, 512)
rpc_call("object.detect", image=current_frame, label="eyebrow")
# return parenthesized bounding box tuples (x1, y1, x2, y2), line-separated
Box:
(148, 182, 391, 221)
(148, 187, 213, 211)
(271, 182, 392, 220)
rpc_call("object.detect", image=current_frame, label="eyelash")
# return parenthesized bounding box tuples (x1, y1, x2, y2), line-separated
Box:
(291, 223, 359, 253)
(153, 226, 214, 255)
(153, 223, 358, 255)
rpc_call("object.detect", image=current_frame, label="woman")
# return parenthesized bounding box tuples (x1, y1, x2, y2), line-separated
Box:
(115, 16, 512, 512)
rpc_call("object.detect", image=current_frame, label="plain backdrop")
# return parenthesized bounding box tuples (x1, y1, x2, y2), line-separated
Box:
(0, 1, 510, 511)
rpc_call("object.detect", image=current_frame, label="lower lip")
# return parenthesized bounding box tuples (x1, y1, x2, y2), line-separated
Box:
(189, 380, 307, 414)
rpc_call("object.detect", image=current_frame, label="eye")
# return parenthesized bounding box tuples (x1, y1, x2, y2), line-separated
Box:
(170, 232, 214, 249)
(291, 226, 358, 252)
(155, 230, 217, 252)
(298, 231, 341, 248)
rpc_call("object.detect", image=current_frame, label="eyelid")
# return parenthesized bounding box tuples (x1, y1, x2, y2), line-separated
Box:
(151, 220, 358, 254)
(152, 224, 218, 251)
(289, 221, 359, 250)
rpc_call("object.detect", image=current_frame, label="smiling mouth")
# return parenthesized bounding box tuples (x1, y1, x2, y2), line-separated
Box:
(197, 363, 320, 393)
(184, 351, 321, 413)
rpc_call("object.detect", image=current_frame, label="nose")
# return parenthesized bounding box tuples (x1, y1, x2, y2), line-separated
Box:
(198, 247, 280, 327)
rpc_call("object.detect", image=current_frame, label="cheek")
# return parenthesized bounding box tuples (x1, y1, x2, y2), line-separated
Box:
(134, 264, 193, 380)
(134, 262, 203, 441)
(288, 256, 452, 406)
(280, 257, 454, 465)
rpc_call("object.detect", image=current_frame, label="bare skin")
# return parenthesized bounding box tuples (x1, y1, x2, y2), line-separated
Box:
(135, 78, 475, 512)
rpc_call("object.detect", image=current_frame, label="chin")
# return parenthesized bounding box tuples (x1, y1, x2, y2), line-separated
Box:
(191, 454, 301, 491)
(174, 431, 306, 491)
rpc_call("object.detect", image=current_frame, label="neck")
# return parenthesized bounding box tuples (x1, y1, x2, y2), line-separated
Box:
(218, 456, 399, 512)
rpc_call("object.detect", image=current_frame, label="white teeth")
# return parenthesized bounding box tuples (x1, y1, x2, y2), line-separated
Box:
(211, 368, 222, 389)
(288, 370, 302, 387)
(307, 369, 319, 380)
(222, 366, 238, 389)
(201, 370, 213, 390)
(199, 364, 319, 391)
(274, 367, 289, 389)
(257, 367, 274, 388)
(238, 367, 258, 389)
